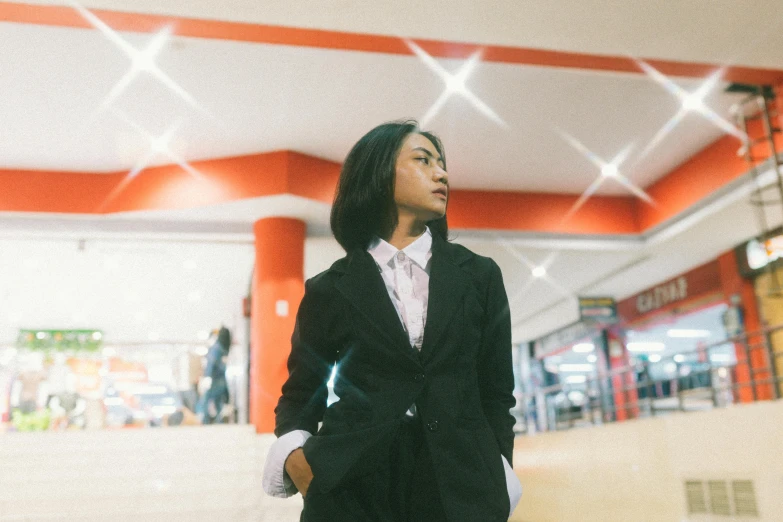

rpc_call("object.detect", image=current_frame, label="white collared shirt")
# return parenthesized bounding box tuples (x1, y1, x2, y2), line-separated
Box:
(366, 227, 432, 350)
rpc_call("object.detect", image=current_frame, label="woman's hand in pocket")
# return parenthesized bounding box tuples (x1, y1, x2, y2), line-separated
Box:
(285, 448, 314, 497)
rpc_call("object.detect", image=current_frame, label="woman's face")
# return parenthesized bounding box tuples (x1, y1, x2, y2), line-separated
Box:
(393, 133, 449, 224)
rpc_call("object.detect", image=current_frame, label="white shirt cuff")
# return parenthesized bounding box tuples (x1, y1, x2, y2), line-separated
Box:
(502, 454, 523, 519)
(262, 430, 312, 498)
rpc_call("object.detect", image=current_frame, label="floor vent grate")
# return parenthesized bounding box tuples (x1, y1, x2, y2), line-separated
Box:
(732, 480, 759, 517)
(708, 480, 732, 516)
(685, 480, 707, 514)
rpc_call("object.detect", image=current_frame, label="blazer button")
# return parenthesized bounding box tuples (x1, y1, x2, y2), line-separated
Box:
(427, 420, 439, 432)
(414, 373, 425, 382)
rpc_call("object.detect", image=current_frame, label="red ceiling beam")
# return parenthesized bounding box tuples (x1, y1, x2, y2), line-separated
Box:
(0, 151, 338, 214)
(638, 115, 783, 231)
(0, 152, 639, 235)
(0, 123, 775, 236)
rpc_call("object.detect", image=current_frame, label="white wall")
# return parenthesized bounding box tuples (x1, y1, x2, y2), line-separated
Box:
(0, 237, 255, 345)
(512, 401, 783, 521)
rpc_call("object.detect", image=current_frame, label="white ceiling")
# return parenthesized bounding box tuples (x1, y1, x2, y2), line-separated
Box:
(0, 20, 744, 195)
(20, 0, 783, 68)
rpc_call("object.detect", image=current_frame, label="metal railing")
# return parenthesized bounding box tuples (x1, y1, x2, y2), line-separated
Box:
(516, 325, 783, 434)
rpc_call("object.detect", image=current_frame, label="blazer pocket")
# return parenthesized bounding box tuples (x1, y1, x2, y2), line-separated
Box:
(470, 428, 506, 490)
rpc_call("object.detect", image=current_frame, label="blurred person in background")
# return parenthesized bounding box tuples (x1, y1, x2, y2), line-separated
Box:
(263, 120, 521, 521)
(174, 345, 203, 413)
(197, 326, 231, 424)
(165, 406, 201, 427)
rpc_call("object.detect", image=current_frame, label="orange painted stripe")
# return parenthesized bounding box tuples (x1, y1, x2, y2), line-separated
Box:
(0, 151, 341, 214)
(447, 190, 639, 235)
(638, 116, 783, 231)
(2, 1, 783, 84)
(285, 152, 342, 204)
(0, 153, 639, 235)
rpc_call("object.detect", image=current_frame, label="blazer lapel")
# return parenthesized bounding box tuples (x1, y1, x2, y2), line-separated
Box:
(420, 237, 472, 362)
(335, 250, 419, 364)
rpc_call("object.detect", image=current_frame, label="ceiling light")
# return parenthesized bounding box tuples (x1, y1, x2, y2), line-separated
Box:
(587, 354, 598, 363)
(91, 332, 103, 341)
(664, 362, 677, 373)
(565, 375, 587, 384)
(667, 329, 711, 338)
(132, 51, 157, 73)
(406, 41, 505, 128)
(150, 135, 170, 154)
(532, 266, 546, 278)
(600, 164, 618, 178)
(682, 93, 705, 112)
(36, 332, 46, 340)
(648, 354, 662, 363)
(627, 342, 665, 352)
(673, 354, 685, 363)
(710, 353, 732, 363)
(573, 343, 595, 353)
(559, 363, 594, 372)
(446, 75, 466, 94)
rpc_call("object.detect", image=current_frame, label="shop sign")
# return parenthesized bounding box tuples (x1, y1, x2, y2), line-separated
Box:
(617, 260, 723, 323)
(534, 321, 594, 359)
(635, 277, 688, 315)
(16, 329, 103, 351)
(578, 296, 617, 323)
(735, 230, 783, 277)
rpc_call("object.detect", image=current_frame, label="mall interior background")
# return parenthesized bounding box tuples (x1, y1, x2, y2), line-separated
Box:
(2, 1, 783, 520)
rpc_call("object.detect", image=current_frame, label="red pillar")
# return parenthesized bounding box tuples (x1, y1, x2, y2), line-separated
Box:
(717, 251, 770, 402)
(250, 218, 306, 433)
(606, 328, 638, 421)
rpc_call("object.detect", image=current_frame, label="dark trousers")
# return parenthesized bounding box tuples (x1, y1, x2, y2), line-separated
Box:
(301, 417, 449, 522)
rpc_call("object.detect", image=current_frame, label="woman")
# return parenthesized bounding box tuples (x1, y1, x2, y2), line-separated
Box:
(263, 120, 521, 521)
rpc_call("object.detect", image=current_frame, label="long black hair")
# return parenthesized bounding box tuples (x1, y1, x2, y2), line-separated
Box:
(330, 120, 448, 252)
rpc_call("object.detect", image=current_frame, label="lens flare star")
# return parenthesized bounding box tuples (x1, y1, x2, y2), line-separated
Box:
(634, 61, 745, 163)
(111, 109, 202, 179)
(95, 110, 203, 212)
(67, 1, 201, 111)
(556, 130, 652, 222)
(494, 238, 572, 308)
(405, 40, 506, 128)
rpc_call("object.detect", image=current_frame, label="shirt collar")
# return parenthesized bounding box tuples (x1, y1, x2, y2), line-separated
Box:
(367, 227, 433, 269)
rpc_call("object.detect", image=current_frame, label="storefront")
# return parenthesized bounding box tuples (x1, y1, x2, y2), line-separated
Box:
(615, 253, 767, 413)
(0, 328, 244, 433)
(530, 320, 613, 432)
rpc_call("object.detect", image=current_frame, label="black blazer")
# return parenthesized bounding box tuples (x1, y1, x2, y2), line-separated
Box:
(275, 235, 516, 521)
